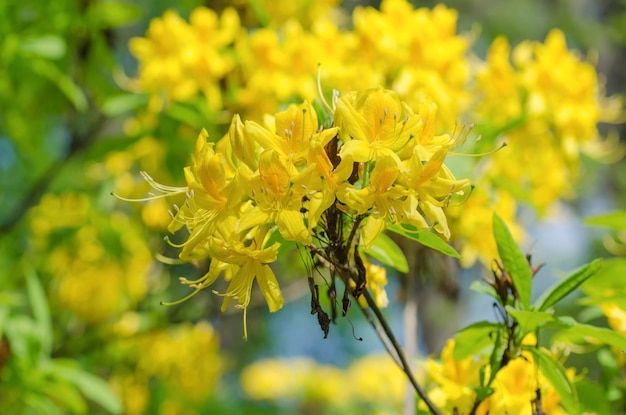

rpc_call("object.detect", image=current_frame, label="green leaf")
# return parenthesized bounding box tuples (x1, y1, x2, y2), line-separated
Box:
(492, 212, 532, 309)
(101, 94, 147, 116)
(26, 268, 52, 358)
(387, 224, 461, 258)
(469, 280, 500, 303)
(554, 316, 626, 350)
(38, 374, 88, 414)
(535, 259, 602, 312)
(50, 361, 123, 414)
(367, 232, 409, 273)
(525, 347, 578, 414)
(88, 2, 141, 27)
(0, 307, 9, 339)
(31, 60, 88, 112)
(24, 394, 67, 415)
(581, 258, 626, 301)
(576, 378, 613, 415)
(505, 306, 554, 334)
(473, 384, 495, 402)
(487, 327, 506, 384)
(453, 321, 500, 360)
(584, 210, 626, 230)
(19, 35, 66, 59)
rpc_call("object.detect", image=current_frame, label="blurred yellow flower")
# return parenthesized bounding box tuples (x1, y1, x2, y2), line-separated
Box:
(29, 193, 151, 323)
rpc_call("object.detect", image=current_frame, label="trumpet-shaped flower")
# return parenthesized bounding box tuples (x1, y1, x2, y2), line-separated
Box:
(335, 87, 422, 167)
(236, 150, 315, 244)
(337, 154, 423, 248)
(400, 147, 470, 239)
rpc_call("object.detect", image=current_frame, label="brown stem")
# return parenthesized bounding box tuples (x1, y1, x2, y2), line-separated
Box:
(359, 306, 402, 367)
(309, 243, 441, 414)
(360, 288, 442, 415)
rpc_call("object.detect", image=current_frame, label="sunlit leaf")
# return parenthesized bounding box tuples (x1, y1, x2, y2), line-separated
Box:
(50, 361, 123, 414)
(505, 306, 554, 334)
(101, 94, 147, 116)
(469, 280, 500, 303)
(492, 212, 531, 309)
(581, 258, 626, 300)
(387, 224, 461, 258)
(26, 268, 52, 358)
(535, 259, 602, 312)
(89, 2, 141, 27)
(453, 321, 499, 360)
(367, 232, 409, 272)
(19, 35, 66, 59)
(554, 316, 626, 350)
(584, 210, 626, 230)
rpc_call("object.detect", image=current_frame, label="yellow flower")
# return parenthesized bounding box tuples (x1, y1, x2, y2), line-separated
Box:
(475, 353, 568, 415)
(335, 87, 422, 167)
(235, 149, 314, 244)
(337, 154, 421, 248)
(168, 130, 242, 260)
(473, 29, 622, 214)
(401, 147, 470, 240)
(347, 354, 405, 405)
(422, 339, 482, 414)
(129, 7, 240, 109)
(602, 303, 626, 334)
(352, 0, 470, 129)
(208, 224, 283, 316)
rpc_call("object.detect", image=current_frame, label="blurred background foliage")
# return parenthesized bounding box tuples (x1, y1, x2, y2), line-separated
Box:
(0, 0, 625, 414)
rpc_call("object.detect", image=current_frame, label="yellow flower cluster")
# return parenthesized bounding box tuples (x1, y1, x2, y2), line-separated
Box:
(240, 354, 405, 411)
(447, 28, 621, 266)
(141, 87, 468, 329)
(129, 7, 240, 110)
(423, 340, 568, 414)
(129, 0, 621, 269)
(475, 29, 621, 211)
(29, 193, 151, 323)
(241, 343, 570, 414)
(130, 0, 469, 128)
(110, 322, 222, 415)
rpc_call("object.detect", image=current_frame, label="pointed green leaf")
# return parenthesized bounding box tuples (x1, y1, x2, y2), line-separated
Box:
(469, 280, 500, 303)
(387, 224, 461, 258)
(526, 347, 578, 414)
(505, 306, 554, 334)
(576, 378, 613, 415)
(492, 212, 531, 308)
(26, 268, 52, 358)
(31, 60, 87, 112)
(19, 35, 66, 59)
(488, 327, 506, 384)
(453, 321, 500, 360)
(367, 232, 409, 273)
(89, 1, 141, 27)
(535, 259, 602, 312)
(584, 210, 626, 230)
(50, 361, 122, 414)
(554, 316, 626, 350)
(581, 258, 626, 301)
(101, 94, 147, 116)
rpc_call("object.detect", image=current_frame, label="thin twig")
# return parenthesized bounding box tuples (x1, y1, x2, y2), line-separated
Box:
(309, 243, 442, 414)
(359, 305, 402, 367)
(361, 288, 443, 415)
